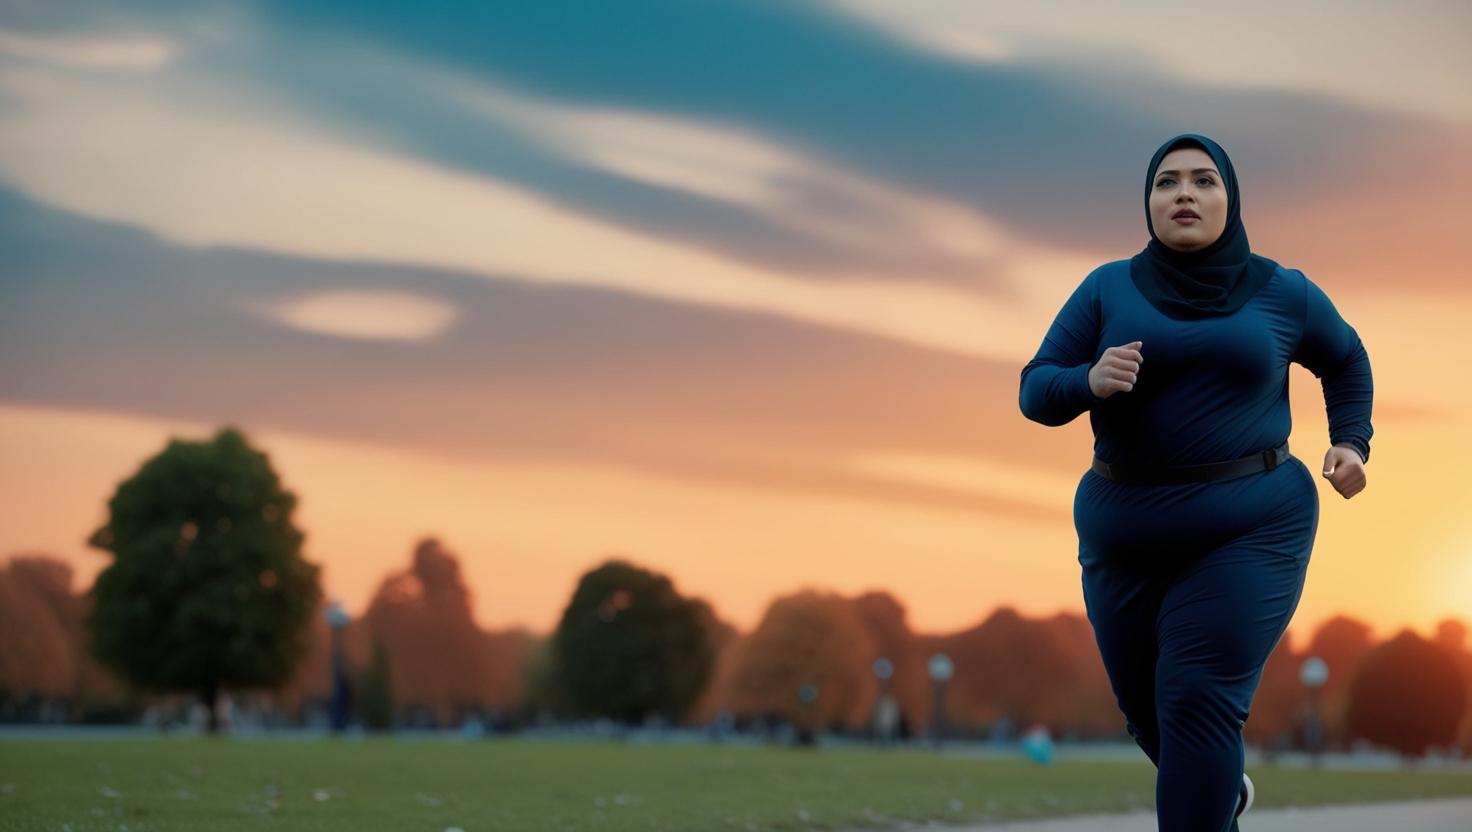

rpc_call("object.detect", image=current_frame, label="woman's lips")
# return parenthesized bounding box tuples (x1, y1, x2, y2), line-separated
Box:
(1172, 215, 1199, 225)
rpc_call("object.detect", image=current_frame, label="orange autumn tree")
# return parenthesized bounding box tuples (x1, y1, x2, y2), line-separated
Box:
(727, 589, 878, 731)
(0, 558, 75, 700)
(1346, 630, 1468, 758)
(361, 538, 490, 724)
(1304, 615, 1375, 748)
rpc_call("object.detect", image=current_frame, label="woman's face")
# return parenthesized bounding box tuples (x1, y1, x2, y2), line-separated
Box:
(1148, 147, 1228, 252)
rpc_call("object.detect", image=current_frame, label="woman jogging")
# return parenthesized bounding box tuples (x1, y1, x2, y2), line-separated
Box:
(1018, 132, 1374, 831)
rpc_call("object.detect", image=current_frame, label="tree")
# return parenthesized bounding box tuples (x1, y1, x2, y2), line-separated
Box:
(849, 591, 925, 728)
(1346, 630, 1468, 759)
(356, 640, 394, 731)
(0, 562, 74, 699)
(522, 636, 573, 717)
(1305, 614, 1375, 748)
(85, 426, 323, 732)
(727, 590, 877, 732)
(0, 556, 122, 718)
(362, 538, 490, 725)
(1244, 632, 1306, 747)
(1434, 618, 1467, 654)
(551, 558, 718, 724)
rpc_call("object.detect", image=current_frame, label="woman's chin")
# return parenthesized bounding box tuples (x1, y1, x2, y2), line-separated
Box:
(1162, 234, 1211, 252)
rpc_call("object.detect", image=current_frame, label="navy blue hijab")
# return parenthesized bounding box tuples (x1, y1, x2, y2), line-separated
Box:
(1129, 133, 1278, 319)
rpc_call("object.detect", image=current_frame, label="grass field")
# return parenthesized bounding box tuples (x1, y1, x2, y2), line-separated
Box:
(2, 738, 1471, 831)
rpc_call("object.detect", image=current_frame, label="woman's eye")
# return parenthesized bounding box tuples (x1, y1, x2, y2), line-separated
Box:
(1197, 177, 1215, 186)
(1155, 178, 1174, 187)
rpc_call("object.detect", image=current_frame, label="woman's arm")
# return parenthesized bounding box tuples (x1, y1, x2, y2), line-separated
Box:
(1019, 274, 1105, 427)
(1291, 271, 1374, 464)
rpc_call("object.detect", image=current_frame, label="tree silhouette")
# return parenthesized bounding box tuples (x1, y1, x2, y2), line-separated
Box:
(1346, 630, 1468, 759)
(1245, 632, 1306, 747)
(1305, 614, 1375, 748)
(1432, 618, 1472, 753)
(727, 589, 877, 731)
(850, 591, 925, 733)
(0, 557, 121, 716)
(85, 426, 322, 732)
(552, 558, 718, 724)
(362, 538, 490, 724)
(356, 640, 394, 731)
(522, 635, 573, 716)
(0, 561, 74, 698)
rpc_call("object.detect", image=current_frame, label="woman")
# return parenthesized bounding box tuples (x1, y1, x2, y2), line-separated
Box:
(1018, 133, 1373, 832)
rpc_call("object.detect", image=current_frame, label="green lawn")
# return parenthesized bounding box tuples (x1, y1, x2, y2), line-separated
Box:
(1, 738, 1469, 831)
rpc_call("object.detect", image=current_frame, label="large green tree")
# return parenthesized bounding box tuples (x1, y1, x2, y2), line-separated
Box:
(552, 559, 717, 724)
(85, 426, 322, 732)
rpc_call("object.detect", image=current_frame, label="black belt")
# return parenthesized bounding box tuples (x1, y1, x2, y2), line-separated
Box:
(1092, 441, 1290, 485)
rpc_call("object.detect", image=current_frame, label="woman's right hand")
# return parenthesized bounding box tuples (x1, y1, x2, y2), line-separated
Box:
(1089, 340, 1143, 399)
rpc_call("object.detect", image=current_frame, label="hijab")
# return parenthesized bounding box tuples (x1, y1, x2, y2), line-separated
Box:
(1129, 133, 1278, 319)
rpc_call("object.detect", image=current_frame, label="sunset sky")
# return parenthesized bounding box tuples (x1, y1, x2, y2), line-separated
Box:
(2, 1, 1469, 646)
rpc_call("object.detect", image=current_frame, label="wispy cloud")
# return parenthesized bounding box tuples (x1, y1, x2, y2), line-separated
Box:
(209, 0, 1472, 297)
(0, 28, 176, 70)
(821, 0, 1472, 125)
(0, 63, 1104, 366)
(444, 72, 1019, 267)
(0, 183, 1083, 519)
(251, 288, 461, 342)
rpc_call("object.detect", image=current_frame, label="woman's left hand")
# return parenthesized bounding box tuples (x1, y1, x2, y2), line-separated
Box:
(1321, 444, 1367, 499)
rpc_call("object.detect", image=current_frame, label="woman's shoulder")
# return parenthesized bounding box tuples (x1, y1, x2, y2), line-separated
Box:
(1258, 259, 1338, 324)
(1262, 260, 1329, 308)
(1260, 257, 1319, 290)
(1063, 260, 1134, 309)
(1090, 259, 1133, 278)
(1081, 258, 1133, 288)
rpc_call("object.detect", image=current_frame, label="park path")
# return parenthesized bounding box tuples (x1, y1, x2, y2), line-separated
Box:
(870, 797, 1472, 831)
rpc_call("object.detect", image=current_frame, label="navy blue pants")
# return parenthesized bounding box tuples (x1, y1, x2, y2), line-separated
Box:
(1074, 453, 1319, 832)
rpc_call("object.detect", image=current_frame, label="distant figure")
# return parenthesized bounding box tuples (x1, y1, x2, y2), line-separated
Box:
(874, 692, 900, 746)
(1019, 133, 1373, 831)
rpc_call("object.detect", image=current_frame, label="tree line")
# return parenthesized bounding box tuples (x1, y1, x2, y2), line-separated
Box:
(1, 426, 1467, 758)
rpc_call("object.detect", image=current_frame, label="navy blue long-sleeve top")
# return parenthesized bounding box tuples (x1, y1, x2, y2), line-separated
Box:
(1019, 260, 1373, 466)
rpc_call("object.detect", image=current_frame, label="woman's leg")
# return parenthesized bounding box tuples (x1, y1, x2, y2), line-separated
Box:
(1153, 464, 1318, 832)
(1079, 551, 1168, 767)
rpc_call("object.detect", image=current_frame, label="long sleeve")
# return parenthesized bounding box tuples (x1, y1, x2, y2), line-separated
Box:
(1020, 274, 1105, 427)
(1291, 272, 1374, 463)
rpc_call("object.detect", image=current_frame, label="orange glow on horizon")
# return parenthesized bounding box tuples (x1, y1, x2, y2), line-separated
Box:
(1, 385, 1464, 649)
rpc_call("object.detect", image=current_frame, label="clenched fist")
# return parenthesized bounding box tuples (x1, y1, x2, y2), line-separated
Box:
(1089, 340, 1143, 399)
(1322, 444, 1367, 499)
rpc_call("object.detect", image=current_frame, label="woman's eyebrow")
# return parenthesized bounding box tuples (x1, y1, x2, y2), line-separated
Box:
(1156, 168, 1219, 177)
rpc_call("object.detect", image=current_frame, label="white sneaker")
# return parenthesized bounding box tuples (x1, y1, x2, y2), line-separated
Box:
(1235, 772, 1255, 818)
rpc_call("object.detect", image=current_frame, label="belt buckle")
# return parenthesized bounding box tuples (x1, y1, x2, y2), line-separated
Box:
(1261, 447, 1279, 471)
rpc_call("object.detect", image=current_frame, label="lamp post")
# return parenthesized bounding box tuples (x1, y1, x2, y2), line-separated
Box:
(325, 600, 351, 734)
(928, 653, 953, 749)
(1299, 655, 1328, 766)
(872, 657, 897, 746)
(796, 682, 819, 747)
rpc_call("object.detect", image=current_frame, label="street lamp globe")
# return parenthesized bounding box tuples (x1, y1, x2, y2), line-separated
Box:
(325, 600, 350, 630)
(1299, 656, 1328, 689)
